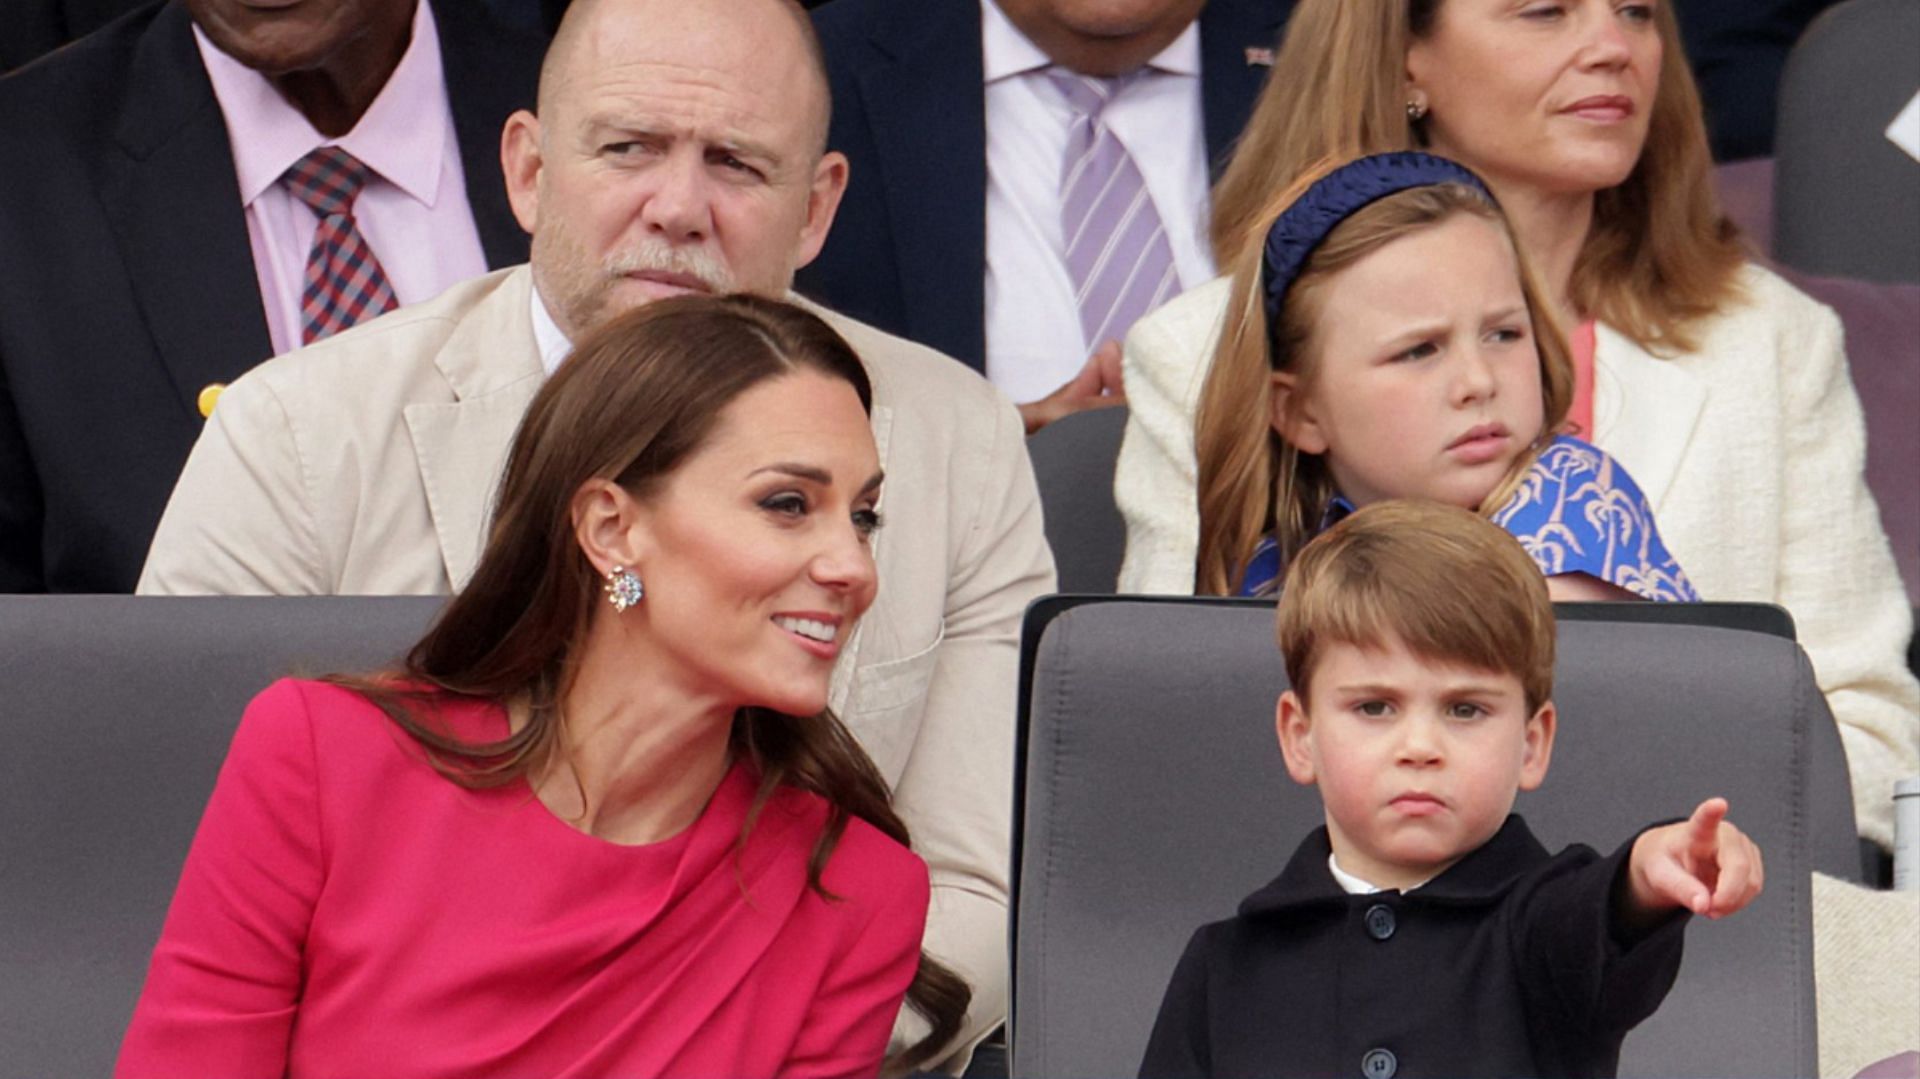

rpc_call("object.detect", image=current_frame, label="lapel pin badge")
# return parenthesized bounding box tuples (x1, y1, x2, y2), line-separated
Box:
(1245, 46, 1275, 67)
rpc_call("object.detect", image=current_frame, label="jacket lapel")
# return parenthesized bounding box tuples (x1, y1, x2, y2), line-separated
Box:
(101, 2, 272, 417)
(1591, 325, 1706, 513)
(403, 268, 545, 588)
(1197, 0, 1293, 177)
(855, 0, 989, 371)
(434, 0, 542, 270)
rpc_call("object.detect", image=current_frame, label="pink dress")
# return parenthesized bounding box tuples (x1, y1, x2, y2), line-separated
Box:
(117, 680, 929, 1078)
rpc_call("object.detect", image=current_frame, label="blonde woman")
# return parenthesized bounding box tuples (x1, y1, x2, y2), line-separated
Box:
(1114, 0, 1918, 849)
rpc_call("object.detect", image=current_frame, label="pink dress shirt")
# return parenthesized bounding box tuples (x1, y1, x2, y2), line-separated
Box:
(194, 0, 490, 356)
(117, 680, 929, 1078)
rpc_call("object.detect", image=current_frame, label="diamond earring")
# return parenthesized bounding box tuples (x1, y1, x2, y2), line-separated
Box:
(1406, 98, 1429, 123)
(604, 566, 644, 612)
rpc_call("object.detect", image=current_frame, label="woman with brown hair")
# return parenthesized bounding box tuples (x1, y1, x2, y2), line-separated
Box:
(117, 295, 967, 1076)
(1115, 0, 1917, 849)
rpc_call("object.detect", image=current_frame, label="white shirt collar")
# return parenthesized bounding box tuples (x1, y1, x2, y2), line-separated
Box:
(529, 284, 573, 377)
(1328, 853, 1384, 895)
(193, 0, 450, 207)
(980, 0, 1202, 84)
(1328, 853, 1432, 896)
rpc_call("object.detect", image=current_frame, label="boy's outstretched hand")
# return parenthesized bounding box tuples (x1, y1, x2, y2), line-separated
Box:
(1627, 798, 1765, 921)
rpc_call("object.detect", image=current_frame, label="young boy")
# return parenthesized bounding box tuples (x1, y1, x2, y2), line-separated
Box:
(1139, 501, 1765, 1078)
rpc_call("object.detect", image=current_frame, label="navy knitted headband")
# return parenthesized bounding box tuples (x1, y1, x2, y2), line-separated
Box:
(1260, 152, 1495, 345)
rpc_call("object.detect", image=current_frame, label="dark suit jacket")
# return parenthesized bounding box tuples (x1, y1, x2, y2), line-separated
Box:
(1138, 817, 1688, 1079)
(1, 0, 559, 71)
(797, 0, 1292, 373)
(0, 0, 543, 592)
(0, 0, 149, 73)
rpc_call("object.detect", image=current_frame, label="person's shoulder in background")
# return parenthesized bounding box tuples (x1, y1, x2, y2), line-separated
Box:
(0, 0, 158, 75)
(1676, 0, 1846, 161)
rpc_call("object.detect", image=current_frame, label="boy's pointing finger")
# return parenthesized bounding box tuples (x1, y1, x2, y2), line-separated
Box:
(1687, 798, 1729, 858)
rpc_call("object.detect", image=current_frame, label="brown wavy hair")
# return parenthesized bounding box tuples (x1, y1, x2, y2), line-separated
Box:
(1194, 167, 1573, 596)
(328, 294, 968, 1069)
(1210, 0, 1744, 353)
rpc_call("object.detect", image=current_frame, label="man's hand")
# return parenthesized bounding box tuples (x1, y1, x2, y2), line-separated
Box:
(1018, 340, 1126, 435)
(1627, 798, 1765, 921)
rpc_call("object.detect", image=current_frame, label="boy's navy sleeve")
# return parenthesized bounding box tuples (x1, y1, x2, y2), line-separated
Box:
(1139, 924, 1217, 1078)
(1509, 835, 1689, 1066)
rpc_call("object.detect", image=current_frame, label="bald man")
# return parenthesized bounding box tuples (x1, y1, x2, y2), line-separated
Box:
(140, 0, 1053, 1065)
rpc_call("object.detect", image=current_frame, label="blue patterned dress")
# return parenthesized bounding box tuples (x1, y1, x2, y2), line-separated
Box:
(1237, 435, 1700, 601)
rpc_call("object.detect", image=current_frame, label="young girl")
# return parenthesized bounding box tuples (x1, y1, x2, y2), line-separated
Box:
(1188, 152, 1697, 601)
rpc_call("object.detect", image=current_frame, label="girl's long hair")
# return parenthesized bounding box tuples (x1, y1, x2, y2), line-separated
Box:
(327, 294, 968, 1069)
(1211, 0, 1744, 353)
(1194, 169, 1574, 596)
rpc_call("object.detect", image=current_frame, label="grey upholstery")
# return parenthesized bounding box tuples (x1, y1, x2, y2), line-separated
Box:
(1026, 406, 1129, 594)
(1714, 157, 1777, 256)
(1012, 598, 1860, 1078)
(0, 596, 442, 1079)
(1773, 0, 1920, 283)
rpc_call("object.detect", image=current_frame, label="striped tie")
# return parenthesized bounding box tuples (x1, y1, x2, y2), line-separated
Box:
(282, 146, 400, 345)
(1050, 69, 1179, 352)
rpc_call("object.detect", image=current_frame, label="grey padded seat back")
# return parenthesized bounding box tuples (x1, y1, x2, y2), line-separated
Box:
(0, 596, 443, 1079)
(1013, 599, 1860, 1078)
(1026, 405, 1129, 593)
(1773, 0, 1920, 283)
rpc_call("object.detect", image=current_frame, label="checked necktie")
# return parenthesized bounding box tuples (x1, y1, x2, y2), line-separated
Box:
(282, 146, 400, 344)
(1049, 69, 1179, 352)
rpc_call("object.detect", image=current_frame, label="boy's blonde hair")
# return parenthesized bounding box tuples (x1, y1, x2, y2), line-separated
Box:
(1276, 500, 1555, 712)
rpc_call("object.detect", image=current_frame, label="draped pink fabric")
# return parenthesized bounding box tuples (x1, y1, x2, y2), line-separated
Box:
(117, 680, 928, 1078)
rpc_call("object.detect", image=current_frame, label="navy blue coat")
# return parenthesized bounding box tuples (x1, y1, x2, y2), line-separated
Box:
(798, 0, 1294, 373)
(1140, 816, 1688, 1079)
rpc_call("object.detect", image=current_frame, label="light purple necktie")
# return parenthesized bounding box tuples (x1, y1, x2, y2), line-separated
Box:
(1050, 69, 1179, 352)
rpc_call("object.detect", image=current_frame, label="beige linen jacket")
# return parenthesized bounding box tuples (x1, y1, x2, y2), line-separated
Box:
(1114, 265, 1919, 848)
(140, 266, 1056, 1061)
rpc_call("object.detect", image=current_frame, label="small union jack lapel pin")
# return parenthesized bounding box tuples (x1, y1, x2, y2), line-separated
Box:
(1245, 46, 1274, 67)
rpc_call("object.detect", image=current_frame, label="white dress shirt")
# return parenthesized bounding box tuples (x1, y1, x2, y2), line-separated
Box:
(530, 286, 573, 377)
(980, 0, 1216, 404)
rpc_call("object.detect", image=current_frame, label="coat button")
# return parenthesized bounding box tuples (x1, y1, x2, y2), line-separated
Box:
(1364, 903, 1396, 940)
(197, 383, 226, 418)
(1361, 1047, 1397, 1079)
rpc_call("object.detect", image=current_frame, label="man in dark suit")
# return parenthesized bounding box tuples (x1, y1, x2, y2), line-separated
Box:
(1, 0, 557, 71)
(798, 0, 1292, 432)
(0, 0, 544, 592)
